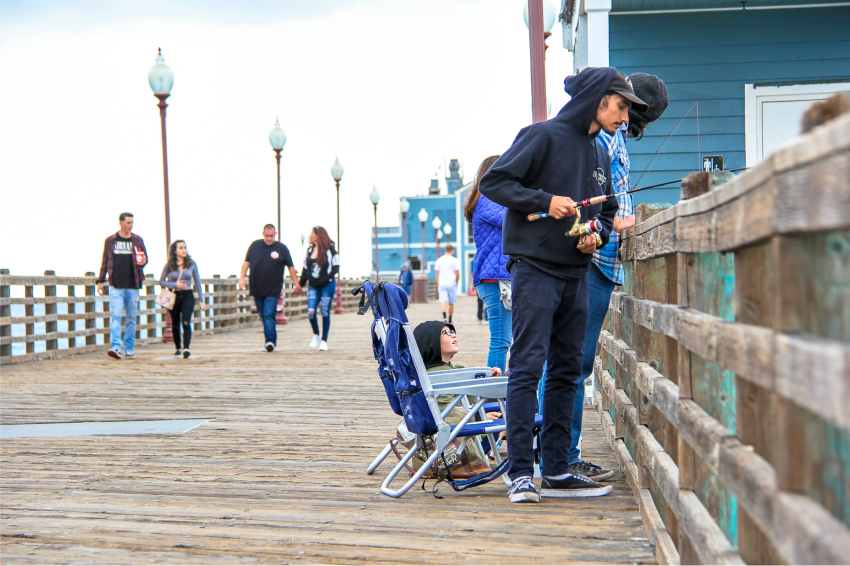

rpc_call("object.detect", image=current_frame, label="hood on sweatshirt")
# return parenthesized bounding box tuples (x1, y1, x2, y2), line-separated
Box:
(414, 320, 455, 370)
(560, 67, 617, 137)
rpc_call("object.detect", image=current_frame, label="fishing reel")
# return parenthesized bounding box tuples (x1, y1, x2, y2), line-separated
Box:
(567, 209, 603, 247)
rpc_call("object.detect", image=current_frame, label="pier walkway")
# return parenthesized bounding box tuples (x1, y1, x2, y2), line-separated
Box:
(1, 297, 652, 565)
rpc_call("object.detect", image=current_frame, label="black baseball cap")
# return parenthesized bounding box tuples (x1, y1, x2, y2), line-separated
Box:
(607, 71, 649, 112)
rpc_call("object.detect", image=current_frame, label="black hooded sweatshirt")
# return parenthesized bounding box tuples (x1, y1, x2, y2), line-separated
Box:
(479, 67, 619, 278)
(413, 320, 456, 370)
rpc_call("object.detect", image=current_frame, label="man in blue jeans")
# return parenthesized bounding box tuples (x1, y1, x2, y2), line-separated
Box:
(538, 72, 668, 481)
(239, 224, 302, 352)
(481, 68, 645, 503)
(96, 212, 148, 360)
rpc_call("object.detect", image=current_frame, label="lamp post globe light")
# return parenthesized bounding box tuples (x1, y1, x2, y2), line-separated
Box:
(149, 48, 175, 342)
(267, 119, 288, 324)
(370, 185, 380, 281)
(148, 48, 175, 256)
(331, 157, 345, 314)
(399, 197, 410, 264)
(300, 233, 306, 257)
(418, 207, 428, 275)
(269, 119, 287, 241)
(522, 0, 558, 32)
(443, 222, 452, 245)
(432, 215, 442, 257)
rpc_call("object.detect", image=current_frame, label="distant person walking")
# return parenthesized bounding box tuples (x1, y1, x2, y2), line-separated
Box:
(398, 262, 413, 297)
(159, 240, 207, 359)
(238, 224, 302, 352)
(434, 244, 460, 323)
(299, 226, 339, 352)
(96, 212, 148, 360)
(465, 155, 511, 373)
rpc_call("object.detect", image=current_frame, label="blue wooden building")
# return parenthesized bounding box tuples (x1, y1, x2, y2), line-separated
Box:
(563, 0, 850, 205)
(370, 159, 477, 291)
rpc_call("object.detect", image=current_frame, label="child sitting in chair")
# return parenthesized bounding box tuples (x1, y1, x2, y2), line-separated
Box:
(393, 321, 503, 478)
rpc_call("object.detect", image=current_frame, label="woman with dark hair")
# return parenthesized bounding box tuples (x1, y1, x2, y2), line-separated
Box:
(299, 226, 340, 351)
(159, 240, 206, 358)
(463, 155, 511, 373)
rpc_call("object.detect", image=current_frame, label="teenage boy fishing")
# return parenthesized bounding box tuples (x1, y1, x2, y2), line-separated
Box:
(479, 67, 647, 503)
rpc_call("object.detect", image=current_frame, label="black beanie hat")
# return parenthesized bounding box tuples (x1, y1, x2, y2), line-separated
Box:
(627, 73, 668, 125)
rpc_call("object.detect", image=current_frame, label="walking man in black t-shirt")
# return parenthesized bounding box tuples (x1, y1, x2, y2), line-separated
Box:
(238, 224, 302, 352)
(96, 212, 148, 360)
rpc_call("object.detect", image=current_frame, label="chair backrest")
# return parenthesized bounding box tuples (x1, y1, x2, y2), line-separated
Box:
(356, 280, 443, 436)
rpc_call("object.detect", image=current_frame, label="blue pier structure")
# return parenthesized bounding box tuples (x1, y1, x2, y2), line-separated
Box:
(370, 159, 476, 292)
(564, 0, 850, 206)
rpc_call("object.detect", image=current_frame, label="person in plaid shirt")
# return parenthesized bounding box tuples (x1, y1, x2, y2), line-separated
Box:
(548, 73, 669, 481)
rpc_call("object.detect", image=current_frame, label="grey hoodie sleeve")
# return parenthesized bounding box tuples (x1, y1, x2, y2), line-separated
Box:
(159, 265, 177, 289)
(192, 264, 205, 305)
(478, 139, 554, 214)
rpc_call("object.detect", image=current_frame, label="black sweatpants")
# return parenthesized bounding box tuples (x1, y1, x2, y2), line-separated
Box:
(506, 259, 588, 480)
(170, 290, 195, 350)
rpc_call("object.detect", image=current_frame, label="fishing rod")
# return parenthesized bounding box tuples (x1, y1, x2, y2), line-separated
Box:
(525, 167, 748, 222)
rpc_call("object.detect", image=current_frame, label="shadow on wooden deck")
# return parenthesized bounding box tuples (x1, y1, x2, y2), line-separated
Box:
(0, 296, 653, 564)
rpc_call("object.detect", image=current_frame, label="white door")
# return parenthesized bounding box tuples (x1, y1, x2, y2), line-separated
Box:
(745, 82, 850, 166)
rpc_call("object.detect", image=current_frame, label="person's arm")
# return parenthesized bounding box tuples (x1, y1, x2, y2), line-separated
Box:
(159, 265, 176, 289)
(614, 215, 636, 233)
(288, 266, 302, 294)
(95, 238, 110, 294)
(192, 264, 206, 308)
(238, 261, 250, 290)
(479, 138, 575, 218)
(137, 237, 148, 268)
(329, 248, 340, 280)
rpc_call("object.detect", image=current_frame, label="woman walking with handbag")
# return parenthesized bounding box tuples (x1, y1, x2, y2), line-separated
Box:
(159, 240, 206, 358)
(300, 226, 340, 352)
(463, 155, 512, 374)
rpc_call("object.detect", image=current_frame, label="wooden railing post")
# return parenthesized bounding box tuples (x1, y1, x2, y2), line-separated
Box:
(228, 275, 237, 328)
(85, 272, 96, 346)
(44, 270, 57, 352)
(212, 274, 221, 330)
(145, 275, 157, 339)
(25, 284, 35, 354)
(67, 280, 76, 348)
(0, 269, 10, 358)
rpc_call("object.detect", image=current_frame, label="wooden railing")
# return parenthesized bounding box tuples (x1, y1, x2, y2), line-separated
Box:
(594, 113, 850, 564)
(0, 272, 364, 364)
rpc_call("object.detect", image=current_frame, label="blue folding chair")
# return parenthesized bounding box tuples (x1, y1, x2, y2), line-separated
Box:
(354, 280, 539, 498)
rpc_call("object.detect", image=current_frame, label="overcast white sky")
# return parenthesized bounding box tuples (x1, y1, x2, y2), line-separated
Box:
(0, 0, 573, 279)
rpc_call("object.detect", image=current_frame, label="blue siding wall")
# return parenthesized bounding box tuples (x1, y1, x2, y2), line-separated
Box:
(609, 6, 850, 205)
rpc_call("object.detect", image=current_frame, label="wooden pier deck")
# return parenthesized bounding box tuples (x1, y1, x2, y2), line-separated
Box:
(1, 296, 652, 565)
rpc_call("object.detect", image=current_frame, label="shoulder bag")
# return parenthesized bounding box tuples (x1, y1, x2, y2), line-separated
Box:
(155, 270, 182, 310)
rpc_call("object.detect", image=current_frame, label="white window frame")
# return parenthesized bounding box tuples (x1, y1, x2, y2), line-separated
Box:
(744, 82, 850, 167)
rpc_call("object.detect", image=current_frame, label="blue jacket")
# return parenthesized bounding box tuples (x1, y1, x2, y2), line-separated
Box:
(472, 194, 510, 285)
(398, 269, 413, 287)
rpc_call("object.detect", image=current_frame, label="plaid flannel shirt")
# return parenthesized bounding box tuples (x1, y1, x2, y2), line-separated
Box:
(592, 124, 634, 286)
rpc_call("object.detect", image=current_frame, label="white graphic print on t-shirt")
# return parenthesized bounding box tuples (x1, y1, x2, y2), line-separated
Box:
(114, 240, 133, 254)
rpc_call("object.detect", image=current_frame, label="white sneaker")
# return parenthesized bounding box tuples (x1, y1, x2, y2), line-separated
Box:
(107, 347, 123, 360)
(309, 335, 320, 349)
(318, 340, 328, 351)
(265, 342, 275, 352)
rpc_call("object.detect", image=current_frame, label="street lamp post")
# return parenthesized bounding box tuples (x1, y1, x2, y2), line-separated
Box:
(269, 119, 287, 240)
(400, 197, 410, 264)
(331, 157, 345, 314)
(370, 186, 381, 281)
(432, 215, 442, 258)
(418, 207, 428, 275)
(268, 119, 288, 324)
(149, 48, 175, 342)
(523, 1, 558, 123)
(443, 223, 452, 246)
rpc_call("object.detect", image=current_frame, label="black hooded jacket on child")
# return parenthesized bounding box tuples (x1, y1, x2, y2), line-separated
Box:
(413, 320, 460, 371)
(479, 66, 619, 278)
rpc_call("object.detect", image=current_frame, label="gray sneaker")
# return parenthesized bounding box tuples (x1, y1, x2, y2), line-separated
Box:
(124, 352, 135, 360)
(568, 460, 615, 482)
(107, 347, 123, 360)
(508, 476, 541, 503)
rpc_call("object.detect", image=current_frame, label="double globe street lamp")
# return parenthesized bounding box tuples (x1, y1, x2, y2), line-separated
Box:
(399, 197, 410, 264)
(268, 119, 288, 323)
(418, 207, 428, 274)
(331, 157, 345, 314)
(432, 215, 442, 258)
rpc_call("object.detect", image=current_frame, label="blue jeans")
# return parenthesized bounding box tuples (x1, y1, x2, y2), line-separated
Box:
(109, 287, 139, 353)
(537, 262, 615, 464)
(476, 282, 512, 374)
(307, 281, 336, 341)
(507, 260, 587, 480)
(255, 295, 279, 345)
